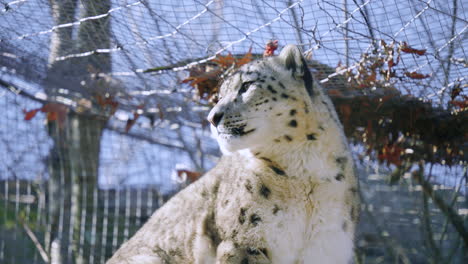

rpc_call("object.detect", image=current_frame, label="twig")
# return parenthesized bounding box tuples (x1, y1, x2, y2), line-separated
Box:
(441, 0, 458, 107)
(359, 188, 412, 264)
(352, 0, 376, 50)
(422, 164, 442, 261)
(20, 219, 50, 263)
(0, 78, 47, 104)
(412, 164, 468, 248)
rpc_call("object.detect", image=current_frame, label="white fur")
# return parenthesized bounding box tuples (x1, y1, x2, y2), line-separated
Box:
(107, 45, 359, 264)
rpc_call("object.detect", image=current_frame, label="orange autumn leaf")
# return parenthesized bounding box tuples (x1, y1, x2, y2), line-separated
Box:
(339, 104, 352, 124)
(365, 120, 373, 136)
(327, 89, 343, 97)
(212, 53, 236, 68)
(378, 144, 403, 166)
(182, 48, 255, 102)
(95, 94, 119, 114)
(400, 42, 426, 56)
(125, 113, 139, 133)
(23, 103, 68, 128)
(125, 105, 144, 132)
(23, 108, 40, 120)
(235, 47, 253, 67)
(365, 71, 377, 83)
(405, 71, 430, 79)
(176, 169, 202, 183)
(182, 76, 208, 88)
(449, 96, 468, 109)
(41, 103, 69, 128)
(47, 111, 57, 122)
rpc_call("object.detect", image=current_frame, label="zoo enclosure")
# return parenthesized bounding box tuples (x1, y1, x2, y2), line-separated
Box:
(0, 0, 467, 263)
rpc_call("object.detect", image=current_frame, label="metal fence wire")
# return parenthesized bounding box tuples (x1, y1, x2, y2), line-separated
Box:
(0, 0, 467, 263)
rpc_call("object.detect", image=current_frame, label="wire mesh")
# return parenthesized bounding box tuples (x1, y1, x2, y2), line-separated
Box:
(0, 0, 467, 263)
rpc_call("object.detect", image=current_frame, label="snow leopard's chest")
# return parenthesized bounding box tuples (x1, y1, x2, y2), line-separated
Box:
(214, 165, 351, 263)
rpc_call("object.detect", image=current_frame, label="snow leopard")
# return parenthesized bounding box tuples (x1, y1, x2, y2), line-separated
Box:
(107, 45, 359, 264)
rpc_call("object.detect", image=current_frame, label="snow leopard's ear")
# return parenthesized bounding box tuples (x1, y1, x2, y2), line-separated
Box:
(278, 45, 314, 97)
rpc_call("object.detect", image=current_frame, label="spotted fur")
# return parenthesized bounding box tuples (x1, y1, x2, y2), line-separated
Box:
(107, 45, 359, 264)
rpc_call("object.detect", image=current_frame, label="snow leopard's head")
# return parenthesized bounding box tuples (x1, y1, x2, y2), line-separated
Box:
(208, 45, 316, 154)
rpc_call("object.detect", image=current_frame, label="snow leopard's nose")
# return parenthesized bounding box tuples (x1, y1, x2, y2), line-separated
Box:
(208, 111, 224, 127)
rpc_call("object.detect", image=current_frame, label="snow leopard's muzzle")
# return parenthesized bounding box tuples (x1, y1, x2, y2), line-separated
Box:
(208, 110, 255, 137)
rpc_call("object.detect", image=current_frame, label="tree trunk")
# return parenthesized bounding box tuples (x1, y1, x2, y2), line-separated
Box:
(45, 0, 112, 263)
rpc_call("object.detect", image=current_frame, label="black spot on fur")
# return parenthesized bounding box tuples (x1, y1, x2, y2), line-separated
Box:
(260, 157, 273, 163)
(276, 113, 282, 116)
(269, 165, 285, 176)
(247, 247, 261, 255)
(213, 182, 220, 194)
(231, 125, 256, 136)
(288, 120, 298, 127)
(270, 76, 276, 81)
(336, 157, 348, 165)
(342, 221, 348, 231)
(319, 125, 325, 131)
(335, 173, 345, 181)
(250, 214, 262, 226)
(302, 57, 314, 97)
(231, 229, 238, 239)
(284, 135, 293, 141)
(169, 249, 183, 257)
(281, 93, 289, 99)
(273, 205, 280, 215)
(350, 206, 358, 221)
(245, 180, 253, 193)
(239, 208, 247, 224)
(272, 97, 277, 101)
(306, 133, 317, 140)
(203, 212, 221, 247)
(289, 109, 297, 116)
(350, 187, 358, 194)
(267, 85, 277, 94)
(278, 82, 285, 89)
(259, 184, 271, 199)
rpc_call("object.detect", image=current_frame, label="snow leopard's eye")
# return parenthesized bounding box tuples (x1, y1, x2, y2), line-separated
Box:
(238, 81, 255, 95)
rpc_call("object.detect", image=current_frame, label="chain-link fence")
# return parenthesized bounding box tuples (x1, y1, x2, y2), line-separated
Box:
(0, 0, 467, 263)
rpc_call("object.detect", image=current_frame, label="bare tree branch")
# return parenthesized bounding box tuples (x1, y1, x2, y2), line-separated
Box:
(412, 163, 468, 248)
(20, 219, 50, 263)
